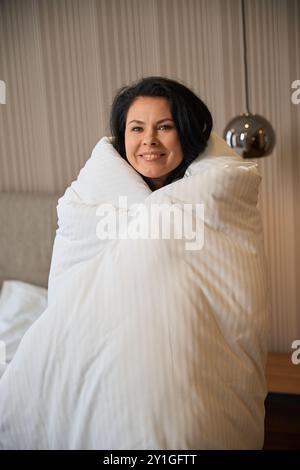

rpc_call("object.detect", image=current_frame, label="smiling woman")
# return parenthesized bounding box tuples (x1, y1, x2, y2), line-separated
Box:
(110, 76, 213, 191)
(0, 74, 269, 450)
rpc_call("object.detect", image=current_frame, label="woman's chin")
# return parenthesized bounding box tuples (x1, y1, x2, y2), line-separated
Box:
(140, 171, 166, 181)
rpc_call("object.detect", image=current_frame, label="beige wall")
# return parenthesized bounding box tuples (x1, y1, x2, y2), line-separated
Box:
(0, 0, 299, 351)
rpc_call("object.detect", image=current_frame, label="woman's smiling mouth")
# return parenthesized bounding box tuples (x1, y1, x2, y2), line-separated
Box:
(139, 153, 166, 161)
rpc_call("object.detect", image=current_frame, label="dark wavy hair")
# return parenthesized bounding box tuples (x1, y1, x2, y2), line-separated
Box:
(110, 76, 213, 188)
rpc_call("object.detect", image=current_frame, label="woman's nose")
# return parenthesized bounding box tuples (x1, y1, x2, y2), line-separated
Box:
(143, 131, 159, 146)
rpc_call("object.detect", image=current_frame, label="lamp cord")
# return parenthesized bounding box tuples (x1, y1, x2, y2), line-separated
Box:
(241, 0, 250, 113)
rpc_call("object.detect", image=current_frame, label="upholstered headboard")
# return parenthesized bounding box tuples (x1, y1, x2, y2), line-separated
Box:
(0, 192, 60, 288)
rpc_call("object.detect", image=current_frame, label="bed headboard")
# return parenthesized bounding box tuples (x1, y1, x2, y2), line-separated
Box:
(0, 192, 60, 288)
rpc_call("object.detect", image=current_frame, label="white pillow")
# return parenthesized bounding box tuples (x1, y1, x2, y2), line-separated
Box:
(0, 281, 47, 376)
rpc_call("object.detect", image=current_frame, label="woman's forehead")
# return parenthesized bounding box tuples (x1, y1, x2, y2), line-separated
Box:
(126, 96, 172, 121)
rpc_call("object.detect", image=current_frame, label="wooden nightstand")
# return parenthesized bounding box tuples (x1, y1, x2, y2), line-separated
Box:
(263, 352, 300, 449)
(266, 352, 300, 395)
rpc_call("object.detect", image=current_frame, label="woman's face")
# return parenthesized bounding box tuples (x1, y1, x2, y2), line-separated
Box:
(125, 96, 183, 190)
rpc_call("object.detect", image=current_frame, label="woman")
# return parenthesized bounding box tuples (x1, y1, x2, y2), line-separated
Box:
(0, 76, 269, 450)
(110, 76, 213, 190)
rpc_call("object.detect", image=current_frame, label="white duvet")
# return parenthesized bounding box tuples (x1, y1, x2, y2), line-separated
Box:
(0, 132, 269, 449)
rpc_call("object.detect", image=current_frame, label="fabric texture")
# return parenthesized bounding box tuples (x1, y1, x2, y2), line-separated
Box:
(0, 132, 269, 449)
(0, 192, 59, 288)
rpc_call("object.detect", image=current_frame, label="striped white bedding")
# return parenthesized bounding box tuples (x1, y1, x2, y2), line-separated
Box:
(0, 133, 269, 449)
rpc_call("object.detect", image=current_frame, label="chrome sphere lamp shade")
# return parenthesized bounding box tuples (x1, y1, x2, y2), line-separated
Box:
(223, 0, 275, 158)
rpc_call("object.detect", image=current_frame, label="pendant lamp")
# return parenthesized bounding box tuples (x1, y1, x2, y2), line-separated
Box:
(223, 0, 275, 158)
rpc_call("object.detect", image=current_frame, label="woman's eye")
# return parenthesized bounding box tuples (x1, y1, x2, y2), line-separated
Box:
(130, 125, 172, 132)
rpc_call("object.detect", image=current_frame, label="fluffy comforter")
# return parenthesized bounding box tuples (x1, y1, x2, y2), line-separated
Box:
(0, 132, 269, 449)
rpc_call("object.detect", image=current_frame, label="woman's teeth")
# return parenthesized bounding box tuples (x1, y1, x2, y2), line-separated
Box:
(141, 153, 164, 161)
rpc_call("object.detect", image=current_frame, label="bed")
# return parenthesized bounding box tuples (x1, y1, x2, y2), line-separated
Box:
(0, 177, 297, 449)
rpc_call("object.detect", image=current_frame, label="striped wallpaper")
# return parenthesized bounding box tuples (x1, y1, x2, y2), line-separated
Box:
(0, 0, 299, 351)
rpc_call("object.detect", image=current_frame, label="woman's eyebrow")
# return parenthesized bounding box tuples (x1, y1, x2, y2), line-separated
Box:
(128, 118, 174, 124)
